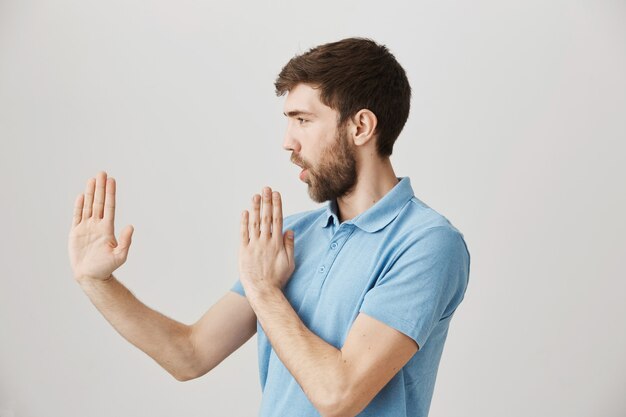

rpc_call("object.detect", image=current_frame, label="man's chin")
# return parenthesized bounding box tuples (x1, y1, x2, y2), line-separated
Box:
(306, 186, 325, 204)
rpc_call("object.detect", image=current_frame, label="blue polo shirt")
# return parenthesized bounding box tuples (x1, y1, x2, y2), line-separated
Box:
(230, 176, 470, 416)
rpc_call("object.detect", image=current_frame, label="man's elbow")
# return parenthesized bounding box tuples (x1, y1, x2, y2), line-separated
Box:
(173, 369, 197, 382)
(174, 374, 192, 382)
(172, 359, 208, 382)
(315, 385, 367, 417)
(172, 362, 215, 382)
(172, 347, 218, 382)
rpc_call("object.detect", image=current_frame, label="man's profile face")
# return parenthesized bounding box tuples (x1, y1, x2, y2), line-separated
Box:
(283, 84, 358, 203)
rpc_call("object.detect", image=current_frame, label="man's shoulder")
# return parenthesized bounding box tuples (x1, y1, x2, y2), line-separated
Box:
(402, 197, 464, 236)
(396, 198, 468, 258)
(382, 199, 471, 278)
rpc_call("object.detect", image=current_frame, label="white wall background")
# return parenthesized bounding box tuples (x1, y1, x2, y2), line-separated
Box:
(1, 0, 624, 416)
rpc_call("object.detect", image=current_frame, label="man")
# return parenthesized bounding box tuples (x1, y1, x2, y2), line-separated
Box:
(68, 37, 470, 417)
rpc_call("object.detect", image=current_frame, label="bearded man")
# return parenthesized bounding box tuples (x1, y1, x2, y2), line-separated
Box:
(69, 37, 471, 417)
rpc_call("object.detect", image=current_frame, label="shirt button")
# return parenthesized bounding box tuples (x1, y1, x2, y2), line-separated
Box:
(319, 265, 326, 273)
(330, 242, 338, 250)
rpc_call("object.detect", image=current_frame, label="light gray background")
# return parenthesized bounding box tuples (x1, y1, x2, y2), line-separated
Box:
(1, 0, 624, 416)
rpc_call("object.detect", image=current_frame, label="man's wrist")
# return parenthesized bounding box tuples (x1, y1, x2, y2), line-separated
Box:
(244, 282, 283, 308)
(76, 273, 115, 288)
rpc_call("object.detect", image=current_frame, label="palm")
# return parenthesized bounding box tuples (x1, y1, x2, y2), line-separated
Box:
(238, 188, 296, 293)
(68, 171, 134, 282)
(69, 220, 120, 280)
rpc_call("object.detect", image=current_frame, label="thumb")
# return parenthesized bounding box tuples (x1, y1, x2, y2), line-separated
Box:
(116, 225, 134, 256)
(283, 230, 295, 265)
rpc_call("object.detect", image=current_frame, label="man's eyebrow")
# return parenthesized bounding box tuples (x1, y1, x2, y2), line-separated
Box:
(283, 110, 316, 117)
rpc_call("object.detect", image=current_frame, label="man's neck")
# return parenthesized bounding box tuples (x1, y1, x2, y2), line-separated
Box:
(336, 157, 399, 223)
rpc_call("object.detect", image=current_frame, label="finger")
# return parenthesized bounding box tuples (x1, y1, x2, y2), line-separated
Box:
(250, 194, 261, 240)
(72, 193, 84, 226)
(103, 177, 116, 225)
(114, 225, 134, 262)
(93, 171, 107, 219)
(240, 210, 250, 246)
(272, 191, 283, 244)
(83, 177, 96, 218)
(260, 187, 273, 239)
(283, 230, 295, 266)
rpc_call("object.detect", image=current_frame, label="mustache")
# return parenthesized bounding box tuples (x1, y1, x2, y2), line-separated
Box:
(291, 153, 310, 170)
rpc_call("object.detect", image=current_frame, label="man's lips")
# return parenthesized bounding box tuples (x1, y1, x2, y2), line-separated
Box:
(291, 156, 309, 181)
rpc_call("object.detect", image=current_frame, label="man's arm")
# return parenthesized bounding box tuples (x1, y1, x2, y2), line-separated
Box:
(238, 187, 418, 417)
(188, 290, 257, 379)
(78, 275, 256, 381)
(247, 288, 417, 417)
(70, 172, 256, 381)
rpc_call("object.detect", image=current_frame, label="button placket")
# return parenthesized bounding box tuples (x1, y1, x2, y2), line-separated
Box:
(313, 224, 355, 290)
(298, 224, 356, 317)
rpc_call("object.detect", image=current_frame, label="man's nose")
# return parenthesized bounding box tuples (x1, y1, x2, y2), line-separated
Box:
(282, 127, 301, 152)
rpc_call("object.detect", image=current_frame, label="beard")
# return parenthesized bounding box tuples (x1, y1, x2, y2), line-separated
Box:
(292, 125, 358, 203)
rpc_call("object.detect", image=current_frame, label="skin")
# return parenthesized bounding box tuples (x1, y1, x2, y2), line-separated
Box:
(68, 175, 133, 282)
(68, 83, 418, 415)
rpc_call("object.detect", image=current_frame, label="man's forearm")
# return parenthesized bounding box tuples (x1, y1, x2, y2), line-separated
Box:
(77, 274, 196, 381)
(247, 287, 348, 414)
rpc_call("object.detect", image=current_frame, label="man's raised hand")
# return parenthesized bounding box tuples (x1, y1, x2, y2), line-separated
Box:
(238, 187, 295, 296)
(68, 171, 134, 283)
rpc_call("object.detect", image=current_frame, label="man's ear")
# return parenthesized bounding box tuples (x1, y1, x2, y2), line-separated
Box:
(350, 109, 378, 147)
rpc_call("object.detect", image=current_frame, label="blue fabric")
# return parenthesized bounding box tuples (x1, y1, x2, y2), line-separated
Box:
(231, 176, 470, 417)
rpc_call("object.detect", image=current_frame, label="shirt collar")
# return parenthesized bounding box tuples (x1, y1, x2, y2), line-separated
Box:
(321, 176, 414, 233)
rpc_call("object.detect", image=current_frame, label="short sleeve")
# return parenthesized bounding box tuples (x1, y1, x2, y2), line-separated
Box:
(230, 278, 246, 297)
(359, 226, 470, 350)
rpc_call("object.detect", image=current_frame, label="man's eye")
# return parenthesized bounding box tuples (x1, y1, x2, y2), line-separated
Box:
(297, 118, 308, 124)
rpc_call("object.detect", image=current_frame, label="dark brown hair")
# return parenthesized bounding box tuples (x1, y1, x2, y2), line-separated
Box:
(275, 37, 411, 157)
